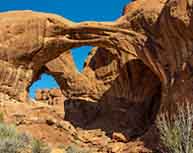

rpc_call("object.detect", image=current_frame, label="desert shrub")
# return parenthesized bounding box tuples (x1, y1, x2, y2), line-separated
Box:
(156, 102, 193, 153)
(0, 122, 51, 153)
(31, 138, 51, 153)
(0, 123, 31, 153)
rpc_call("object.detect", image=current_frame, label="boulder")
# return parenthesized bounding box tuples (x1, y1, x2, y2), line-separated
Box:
(50, 88, 63, 97)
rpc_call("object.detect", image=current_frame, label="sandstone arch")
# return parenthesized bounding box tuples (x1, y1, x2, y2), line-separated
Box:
(0, 0, 193, 138)
(0, 9, 143, 102)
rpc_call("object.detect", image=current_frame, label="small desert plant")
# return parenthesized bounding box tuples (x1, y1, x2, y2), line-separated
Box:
(31, 138, 51, 153)
(0, 123, 31, 153)
(156, 102, 193, 153)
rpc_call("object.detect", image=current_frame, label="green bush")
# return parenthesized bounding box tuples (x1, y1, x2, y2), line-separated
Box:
(0, 123, 51, 153)
(156, 103, 193, 153)
(0, 123, 30, 153)
(31, 139, 51, 153)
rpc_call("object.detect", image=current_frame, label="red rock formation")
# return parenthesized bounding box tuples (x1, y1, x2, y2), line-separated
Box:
(0, 0, 193, 143)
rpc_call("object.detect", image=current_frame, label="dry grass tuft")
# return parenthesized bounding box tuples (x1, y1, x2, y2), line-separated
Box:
(156, 102, 193, 153)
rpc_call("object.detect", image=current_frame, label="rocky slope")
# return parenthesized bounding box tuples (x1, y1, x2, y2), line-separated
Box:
(0, 92, 158, 153)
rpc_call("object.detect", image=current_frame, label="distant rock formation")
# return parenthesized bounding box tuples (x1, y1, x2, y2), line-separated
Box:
(35, 88, 65, 105)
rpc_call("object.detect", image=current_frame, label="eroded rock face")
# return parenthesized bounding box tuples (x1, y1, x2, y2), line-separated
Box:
(0, 0, 193, 141)
(0, 60, 33, 102)
(64, 47, 161, 137)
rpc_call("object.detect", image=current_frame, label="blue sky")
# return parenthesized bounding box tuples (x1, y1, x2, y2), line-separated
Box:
(0, 0, 130, 98)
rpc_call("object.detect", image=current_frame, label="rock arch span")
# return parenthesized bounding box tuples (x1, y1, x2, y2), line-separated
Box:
(0, 0, 193, 137)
